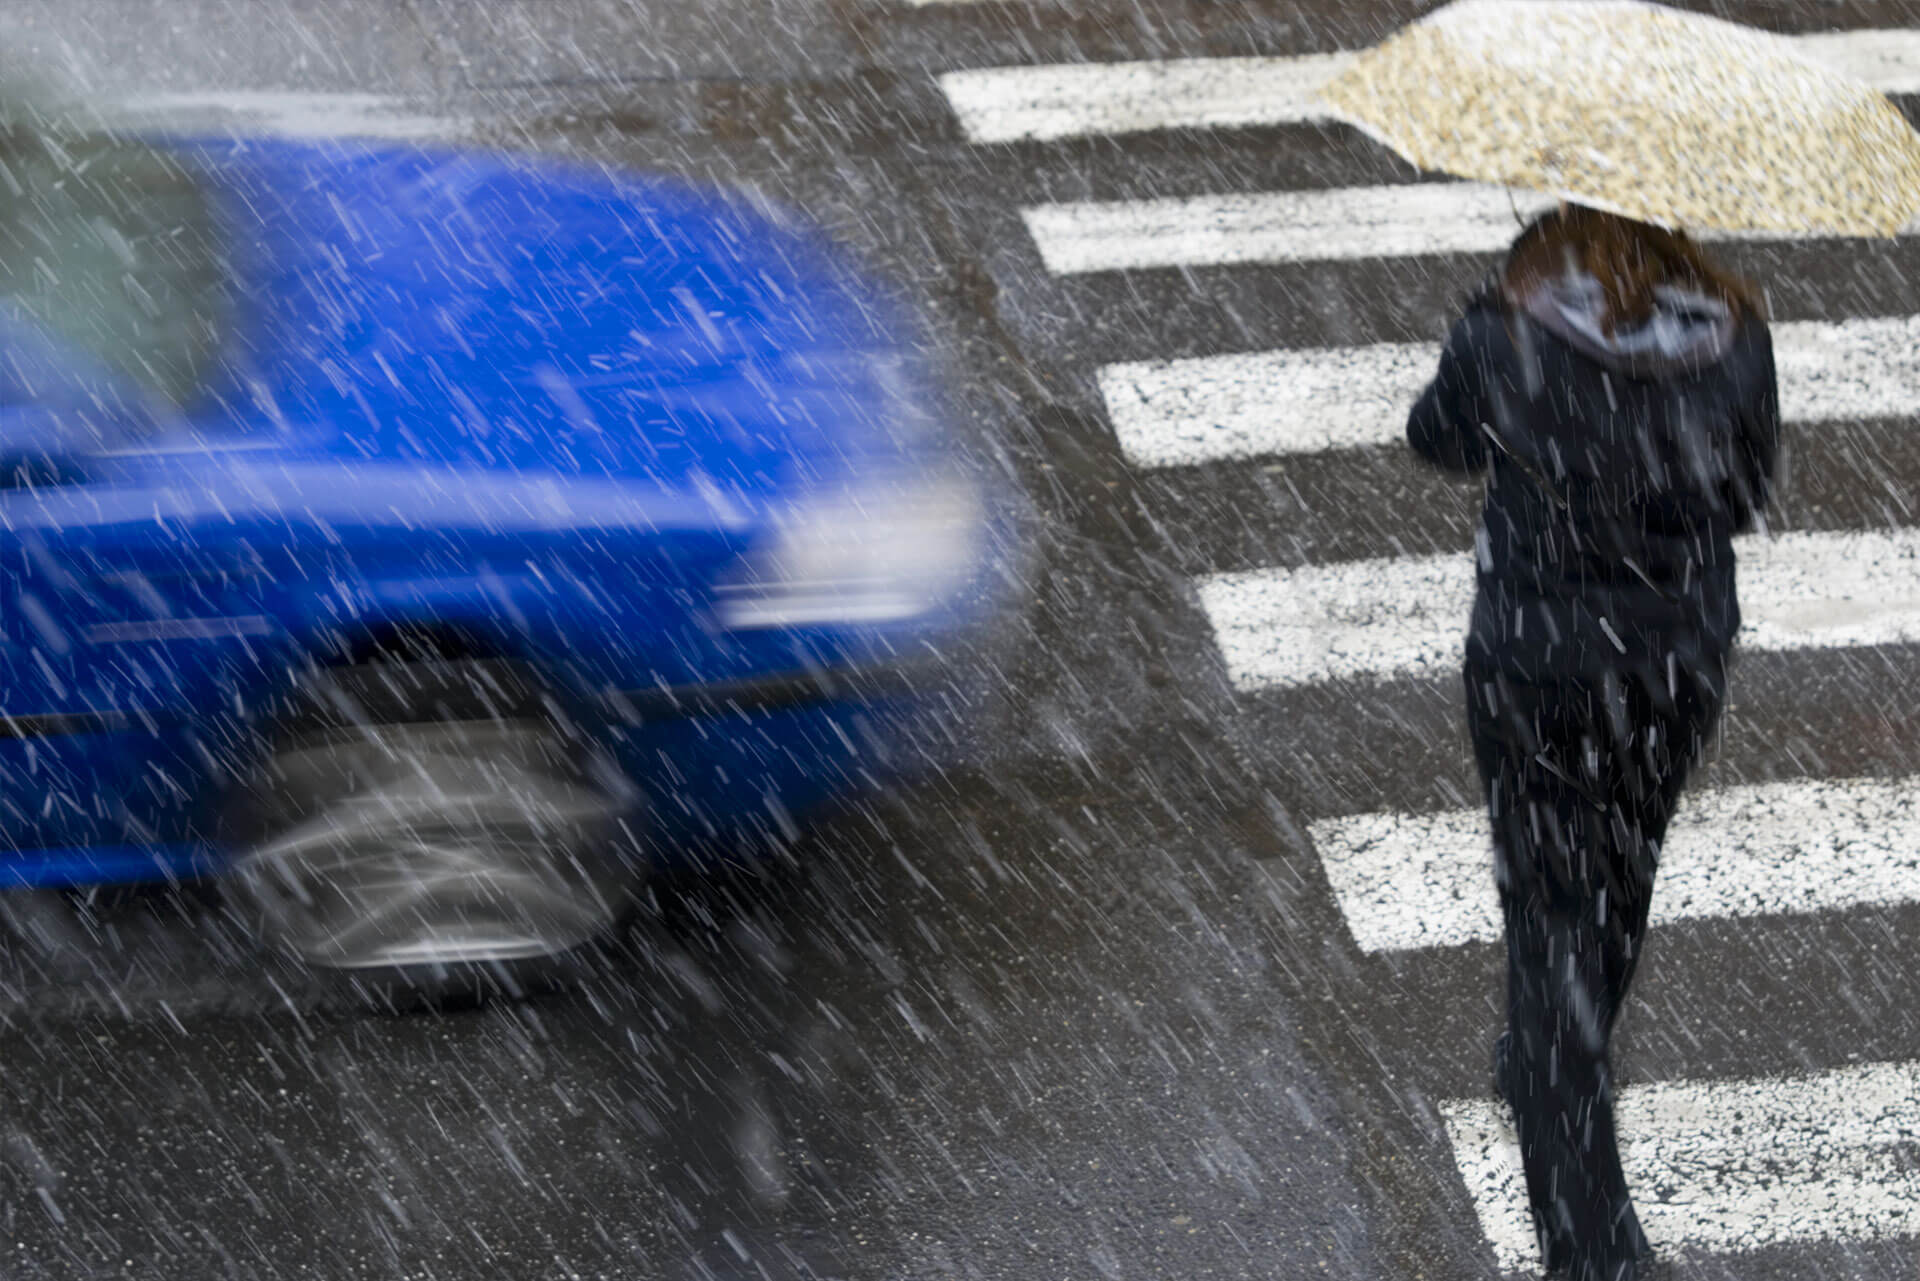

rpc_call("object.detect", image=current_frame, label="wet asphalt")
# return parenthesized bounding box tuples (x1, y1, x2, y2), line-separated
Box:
(8, 1, 1920, 1279)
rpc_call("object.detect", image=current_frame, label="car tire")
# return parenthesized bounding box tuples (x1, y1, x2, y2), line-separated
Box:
(222, 659, 640, 1007)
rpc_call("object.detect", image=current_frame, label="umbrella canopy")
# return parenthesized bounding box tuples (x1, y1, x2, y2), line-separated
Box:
(1316, 0, 1920, 236)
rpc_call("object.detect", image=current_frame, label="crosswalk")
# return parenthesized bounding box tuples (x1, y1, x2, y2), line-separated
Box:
(1446, 1060, 1920, 1269)
(929, 5, 1920, 1274)
(941, 30, 1920, 142)
(1313, 775, 1920, 952)
(1204, 529, 1920, 688)
(1026, 182, 1920, 276)
(1103, 313, 1920, 466)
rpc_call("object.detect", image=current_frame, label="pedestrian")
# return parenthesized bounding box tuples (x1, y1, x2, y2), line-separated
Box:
(1406, 204, 1781, 1280)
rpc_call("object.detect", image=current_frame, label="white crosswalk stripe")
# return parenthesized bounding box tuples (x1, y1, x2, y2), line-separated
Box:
(1200, 529, 1920, 690)
(941, 29, 1920, 143)
(1024, 183, 1558, 275)
(1099, 312, 1920, 468)
(1023, 182, 1920, 275)
(1445, 1060, 1920, 1271)
(1311, 776, 1920, 953)
(942, 53, 1353, 143)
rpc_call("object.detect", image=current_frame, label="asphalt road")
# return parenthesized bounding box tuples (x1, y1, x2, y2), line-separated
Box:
(8, 2, 1920, 1279)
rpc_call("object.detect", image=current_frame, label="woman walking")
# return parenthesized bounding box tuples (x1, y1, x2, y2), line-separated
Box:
(1407, 205, 1780, 1280)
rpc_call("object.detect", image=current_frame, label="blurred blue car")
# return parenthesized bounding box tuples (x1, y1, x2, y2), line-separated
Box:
(0, 129, 1020, 983)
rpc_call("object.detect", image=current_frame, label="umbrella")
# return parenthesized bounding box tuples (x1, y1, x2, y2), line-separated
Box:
(1315, 0, 1920, 236)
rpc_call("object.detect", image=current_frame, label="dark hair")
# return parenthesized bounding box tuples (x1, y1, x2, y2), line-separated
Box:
(1500, 205, 1763, 335)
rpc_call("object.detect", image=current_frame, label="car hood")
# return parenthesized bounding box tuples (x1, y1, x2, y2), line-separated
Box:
(76, 138, 931, 503)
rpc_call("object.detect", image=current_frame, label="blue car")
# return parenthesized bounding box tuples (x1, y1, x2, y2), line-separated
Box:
(0, 127, 1021, 988)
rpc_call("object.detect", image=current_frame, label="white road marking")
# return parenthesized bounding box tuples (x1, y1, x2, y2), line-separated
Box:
(1311, 777, 1920, 953)
(1099, 313, 1920, 468)
(1203, 543, 1476, 688)
(112, 92, 470, 139)
(1198, 528, 1920, 690)
(1444, 1060, 1920, 1271)
(942, 30, 1920, 142)
(1023, 182, 1920, 275)
(941, 54, 1352, 143)
(1024, 183, 1554, 275)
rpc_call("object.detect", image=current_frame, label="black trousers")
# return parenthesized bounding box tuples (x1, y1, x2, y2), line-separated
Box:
(1464, 658, 1722, 1280)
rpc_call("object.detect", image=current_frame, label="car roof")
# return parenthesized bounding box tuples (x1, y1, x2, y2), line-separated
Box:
(162, 136, 915, 491)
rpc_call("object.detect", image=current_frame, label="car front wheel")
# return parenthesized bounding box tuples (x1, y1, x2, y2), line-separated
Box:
(223, 661, 637, 1001)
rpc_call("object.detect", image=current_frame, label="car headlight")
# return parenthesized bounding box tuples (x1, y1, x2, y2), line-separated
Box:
(714, 469, 984, 629)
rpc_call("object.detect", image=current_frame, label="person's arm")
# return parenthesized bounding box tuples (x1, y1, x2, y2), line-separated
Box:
(1728, 318, 1781, 533)
(1406, 307, 1500, 477)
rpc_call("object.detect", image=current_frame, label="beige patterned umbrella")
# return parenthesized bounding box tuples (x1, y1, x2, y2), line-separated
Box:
(1316, 0, 1920, 236)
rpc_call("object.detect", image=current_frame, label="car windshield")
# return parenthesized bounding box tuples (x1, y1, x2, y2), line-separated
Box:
(0, 123, 228, 412)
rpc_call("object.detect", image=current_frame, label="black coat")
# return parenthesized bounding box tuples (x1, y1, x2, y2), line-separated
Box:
(1408, 276, 1781, 688)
